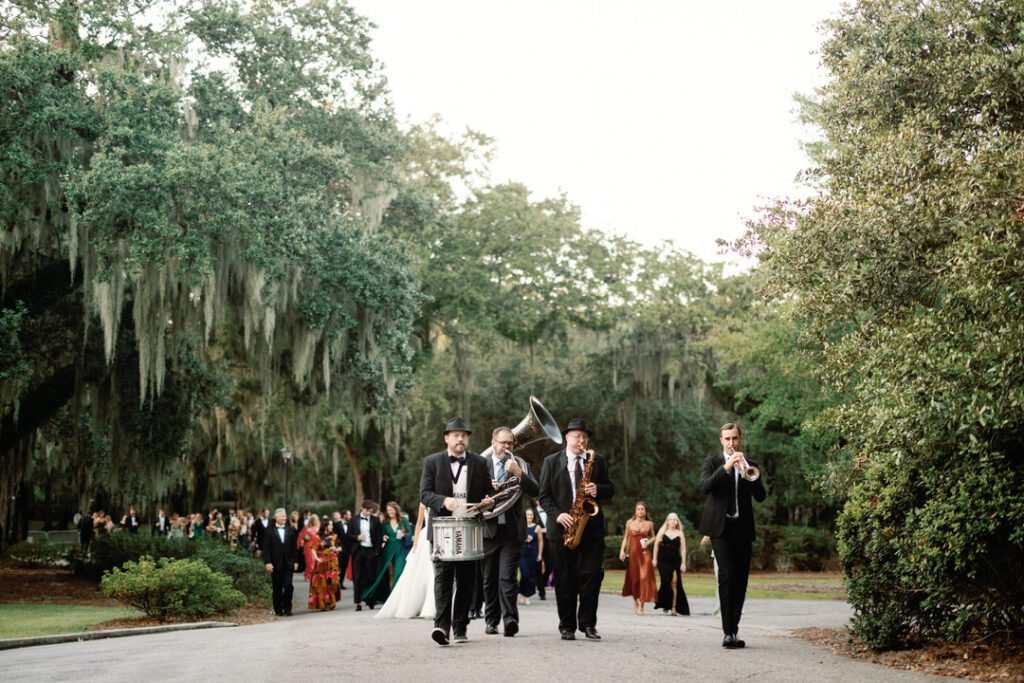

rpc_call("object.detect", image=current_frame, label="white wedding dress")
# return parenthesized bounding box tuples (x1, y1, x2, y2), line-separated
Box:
(375, 527, 435, 619)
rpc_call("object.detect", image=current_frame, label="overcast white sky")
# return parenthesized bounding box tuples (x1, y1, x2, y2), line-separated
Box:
(349, 0, 847, 265)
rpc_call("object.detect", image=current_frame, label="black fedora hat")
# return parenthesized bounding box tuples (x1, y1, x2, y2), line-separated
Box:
(562, 417, 592, 437)
(444, 417, 472, 435)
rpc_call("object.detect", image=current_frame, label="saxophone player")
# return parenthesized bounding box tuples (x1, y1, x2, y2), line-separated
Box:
(539, 418, 614, 640)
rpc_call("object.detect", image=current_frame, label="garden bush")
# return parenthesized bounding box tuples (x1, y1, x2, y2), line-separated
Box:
(4, 541, 67, 568)
(101, 556, 246, 621)
(193, 542, 270, 605)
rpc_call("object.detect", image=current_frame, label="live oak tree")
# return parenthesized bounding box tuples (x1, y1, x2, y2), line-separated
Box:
(738, 0, 1024, 648)
(0, 0, 418, 537)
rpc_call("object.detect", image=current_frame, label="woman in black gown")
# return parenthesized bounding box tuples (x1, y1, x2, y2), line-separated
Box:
(652, 512, 690, 615)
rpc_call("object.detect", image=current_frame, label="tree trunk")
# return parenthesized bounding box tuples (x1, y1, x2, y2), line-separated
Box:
(342, 437, 364, 508)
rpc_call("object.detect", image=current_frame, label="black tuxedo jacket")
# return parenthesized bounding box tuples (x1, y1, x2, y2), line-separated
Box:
(698, 453, 767, 542)
(347, 514, 383, 556)
(481, 454, 540, 543)
(251, 518, 268, 547)
(420, 450, 491, 543)
(262, 524, 298, 571)
(539, 449, 614, 543)
(152, 516, 170, 536)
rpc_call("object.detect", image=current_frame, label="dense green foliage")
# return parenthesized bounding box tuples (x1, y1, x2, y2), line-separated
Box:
(4, 540, 68, 567)
(101, 555, 246, 621)
(76, 535, 268, 604)
(738, 0, 1024, 648)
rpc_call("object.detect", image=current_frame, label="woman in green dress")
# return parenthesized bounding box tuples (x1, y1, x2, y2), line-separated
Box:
(362, 501, 412, 605)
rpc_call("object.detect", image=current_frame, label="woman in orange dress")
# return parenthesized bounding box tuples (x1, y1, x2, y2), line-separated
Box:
(619, 501, 658, 615)
(299, 515, 338, 611)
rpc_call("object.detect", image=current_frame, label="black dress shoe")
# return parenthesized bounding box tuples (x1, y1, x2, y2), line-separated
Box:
(723, 634, 739, 648)
(583, 627, 601, 640)
(469, 609, 483, 620)
(432, 628, 450, 646)
(560, 632, 576, 641)
(367, 603, 375, 610)
(485, 625, 499, 635)
(504, 620, 518, 637)
(283, 612, 293, 617)
(733, 638, 746, 648)
(453, 631, 468, 643)
(355, 604, 362, 611)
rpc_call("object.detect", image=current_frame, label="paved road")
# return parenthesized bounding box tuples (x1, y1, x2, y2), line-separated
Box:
(0, 581, 961, 683)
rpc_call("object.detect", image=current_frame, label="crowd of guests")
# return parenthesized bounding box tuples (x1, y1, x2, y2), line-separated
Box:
(75, 496, 693, 620)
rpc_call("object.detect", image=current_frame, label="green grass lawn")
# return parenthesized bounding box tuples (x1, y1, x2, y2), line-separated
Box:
(600, 571, 846, 601)
(0, 604, 143, 640)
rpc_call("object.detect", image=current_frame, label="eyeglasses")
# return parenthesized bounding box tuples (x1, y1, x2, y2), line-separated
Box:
(496, 440, 515, 446)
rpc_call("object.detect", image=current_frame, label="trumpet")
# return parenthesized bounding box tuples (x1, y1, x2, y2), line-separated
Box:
(736, 453, 760, 482)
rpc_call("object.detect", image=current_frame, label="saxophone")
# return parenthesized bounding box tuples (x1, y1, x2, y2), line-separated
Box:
(563, 449, 600, 549)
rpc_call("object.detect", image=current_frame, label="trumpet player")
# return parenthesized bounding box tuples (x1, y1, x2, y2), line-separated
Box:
(699, 422, 766, 649)
(539, 418, 614, 641)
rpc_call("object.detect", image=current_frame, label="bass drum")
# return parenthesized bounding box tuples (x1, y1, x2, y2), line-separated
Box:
(431, 516, 484, 561)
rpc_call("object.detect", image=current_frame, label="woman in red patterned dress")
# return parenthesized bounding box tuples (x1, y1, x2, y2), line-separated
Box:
(299, 515, 338, 611)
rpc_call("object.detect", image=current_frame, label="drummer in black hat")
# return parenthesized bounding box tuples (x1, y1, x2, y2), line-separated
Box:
(538, 417, 615, 641)
(421, 417, 491, 646)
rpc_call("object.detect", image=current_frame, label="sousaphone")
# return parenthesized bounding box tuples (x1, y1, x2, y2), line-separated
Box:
(468, 396, 562, 520)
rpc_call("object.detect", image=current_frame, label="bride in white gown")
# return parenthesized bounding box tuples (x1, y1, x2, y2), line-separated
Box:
(375, 504, 435, 619)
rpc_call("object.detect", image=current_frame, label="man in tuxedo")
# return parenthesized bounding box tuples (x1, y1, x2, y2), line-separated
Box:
(420, 417, 491, 646)
(262, 508, 298, 616)
(539, 418, 614, 641)
(330, 510, 350, 589)
(152, 508, 171, 537)
(699, 422, 767, 649)
(347, 499, 383, 611)
(480, 426, 540, 637)
(251, 509, 270, 552)
(121, 505, 140, 534)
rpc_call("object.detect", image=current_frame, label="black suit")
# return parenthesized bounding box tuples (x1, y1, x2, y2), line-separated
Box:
(699, 452, 766, 636)
(481, 453, 540, 631)
(152, 515, 170, 538)
(332, 518, 351, 588)
(250, 517, 268, 551)
(262, 524, 298, 615)
(539, 449, 614, 635)
(347, 513, 383, 606)
(420, 449, 490, 636)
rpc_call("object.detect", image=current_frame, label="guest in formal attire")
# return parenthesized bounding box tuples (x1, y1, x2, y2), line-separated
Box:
(335, 510, 352, 590)
(518, 508, 543, 606)
(375, 503, 436, 620)
(300, 515, 338, 611)
(619, 501, 658, 615)
(420, 417, 490, 646)
(653, 512, 690, 616)
(251, 509, 270, 553)
(363, 502, 412, 605)
(152, 508, 171, 538)
(539, 418, 614, 641)
(532, 498, 553, 600)
(347, 499, 383, 611)
(190, 512, 204, 539)
(169, 514, 185, 539)
(78, 509, 95, 552)
(262, 507, 298, 617)
(699, 422, 766, 648)
(121, 505, 140, 534)
(480, 426, 540, 637)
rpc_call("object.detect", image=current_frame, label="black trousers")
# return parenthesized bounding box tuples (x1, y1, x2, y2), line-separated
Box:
(482, 525, 521, 628)
(336, 550, 350, 587)
(352, 547, 379, 605)
(710, 519, 753, 635)
(433, 558, 478, 635)
(270, 567, 294, 615)
(551, 535, 604, 633)
(537, 539, 553, 597)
